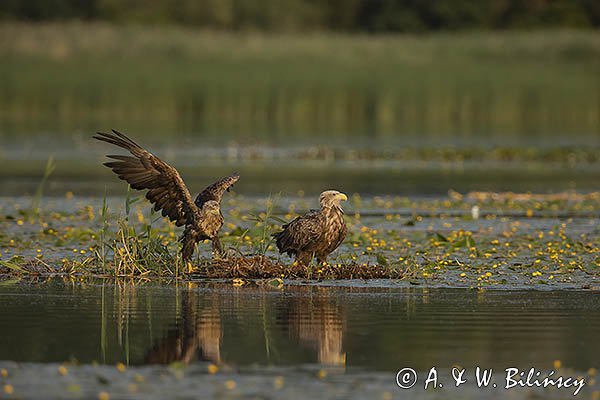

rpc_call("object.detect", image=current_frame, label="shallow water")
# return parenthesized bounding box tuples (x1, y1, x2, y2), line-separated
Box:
(1, 137, 599, 196)
(1, 193, 599, 289)
(0, 280, 598, 398)
(2, 280, 599, 368)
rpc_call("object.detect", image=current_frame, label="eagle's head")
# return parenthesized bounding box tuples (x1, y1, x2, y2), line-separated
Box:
(319, 190, 348, 210)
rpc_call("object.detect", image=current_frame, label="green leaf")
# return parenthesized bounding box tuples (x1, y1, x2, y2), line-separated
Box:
(269, 215, 289, 224)
(465, 236, 476, 248)
(0, 279, 21, 286)
(228, 226, 246, 237)
(453, 237, 466, 248)
(435, 232, 448, 242)
(0, 260, 27, 273)
(376, 253, 389, 267)
(268, 278, 284, 287)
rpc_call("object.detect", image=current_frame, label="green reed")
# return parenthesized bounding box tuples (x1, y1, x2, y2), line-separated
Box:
(27, 156, 55, 221)
(0, 23, 597, 141)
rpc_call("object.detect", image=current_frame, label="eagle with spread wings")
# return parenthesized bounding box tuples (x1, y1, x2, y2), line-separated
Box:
(94, 130, 239, 261)
(274, 190, 348, 265)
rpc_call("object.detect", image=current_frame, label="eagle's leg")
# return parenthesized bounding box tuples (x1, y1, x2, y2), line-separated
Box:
(211, 236, 224, 257)
(180, 229, 197, 273)
(295, 252, 313, 267)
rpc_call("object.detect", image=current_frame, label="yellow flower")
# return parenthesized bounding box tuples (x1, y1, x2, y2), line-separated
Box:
(225, 380, 236, 390)
(273, 376, 285, 389)
(207, 364, 218, 374)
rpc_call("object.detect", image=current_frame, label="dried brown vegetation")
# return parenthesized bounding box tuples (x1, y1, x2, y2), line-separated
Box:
(195, 256, 417, 280)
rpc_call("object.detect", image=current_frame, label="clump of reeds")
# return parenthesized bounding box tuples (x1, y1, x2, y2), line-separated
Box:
(109, 218, 178, 276)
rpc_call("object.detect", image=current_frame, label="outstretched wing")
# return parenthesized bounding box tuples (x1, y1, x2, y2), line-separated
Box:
(94, 130, 197, 227)
(274, 211, 324, 254)
(195, 173, 240, 208)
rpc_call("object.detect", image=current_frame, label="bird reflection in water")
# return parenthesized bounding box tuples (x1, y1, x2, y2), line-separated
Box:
(287, 287, 346, 367)
(145, 283, 222, 365)
(143, 284, 346, 368)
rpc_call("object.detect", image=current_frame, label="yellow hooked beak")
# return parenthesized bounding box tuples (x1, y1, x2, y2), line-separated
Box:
(337, 193, 348, 201)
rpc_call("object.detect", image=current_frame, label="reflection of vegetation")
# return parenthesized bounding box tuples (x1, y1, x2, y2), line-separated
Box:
(0, 24, 597, 139)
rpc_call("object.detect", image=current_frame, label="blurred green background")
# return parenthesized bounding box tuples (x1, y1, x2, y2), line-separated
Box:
(0, 1, 598, 195)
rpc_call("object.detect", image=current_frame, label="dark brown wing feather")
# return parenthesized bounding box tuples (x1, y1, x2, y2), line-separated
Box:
(195, 173, 240, 208)
(94, 130, 197, 227)
(274, 211, 324, 257)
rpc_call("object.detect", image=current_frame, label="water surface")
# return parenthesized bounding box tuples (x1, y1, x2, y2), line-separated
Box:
(0, 280, 598, 399)
(1, 280, 598, 369)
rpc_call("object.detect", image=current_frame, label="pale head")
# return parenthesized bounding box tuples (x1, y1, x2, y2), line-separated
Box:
(319, 190, 348, 209)
(202, 200, 221, 215)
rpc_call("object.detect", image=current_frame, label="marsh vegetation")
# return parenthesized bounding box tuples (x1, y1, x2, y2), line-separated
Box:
(0, 23, 598, 144)
(0, 189, 598, 288)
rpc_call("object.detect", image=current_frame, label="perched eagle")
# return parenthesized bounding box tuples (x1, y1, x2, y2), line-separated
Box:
(94, 130, 239, 261)
(274, 190, 348, 265)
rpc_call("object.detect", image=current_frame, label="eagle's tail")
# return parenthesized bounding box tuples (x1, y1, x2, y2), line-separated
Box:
(273, 230, 296, 258)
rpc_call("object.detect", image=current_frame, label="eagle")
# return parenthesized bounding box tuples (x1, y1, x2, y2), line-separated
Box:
(274, 190, 348, 265)
(93, 130, 239, 261)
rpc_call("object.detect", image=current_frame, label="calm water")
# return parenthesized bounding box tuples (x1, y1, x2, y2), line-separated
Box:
(1, 280, 598, 370)
(0, 139, 599, 196)
(1, 280, 599, 399)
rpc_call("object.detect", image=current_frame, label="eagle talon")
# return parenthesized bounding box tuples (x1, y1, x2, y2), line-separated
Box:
(186, 261, 195, 274)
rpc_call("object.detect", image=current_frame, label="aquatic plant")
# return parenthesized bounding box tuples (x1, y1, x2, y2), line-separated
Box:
(26, 156, 55, 221)
(1, 190, 598, 285)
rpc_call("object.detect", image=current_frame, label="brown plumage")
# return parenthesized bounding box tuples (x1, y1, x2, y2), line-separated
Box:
(94, 130, 239, 261)
(274, 190, 348, 265)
